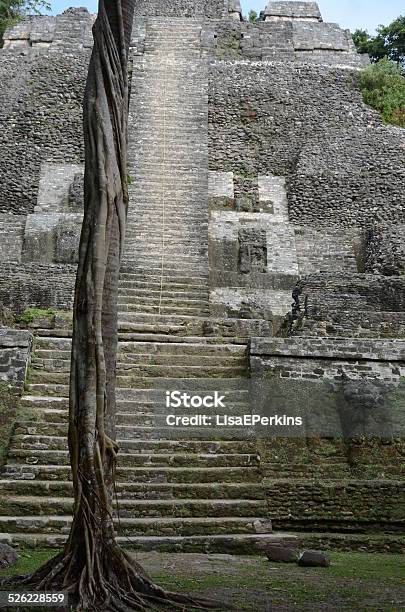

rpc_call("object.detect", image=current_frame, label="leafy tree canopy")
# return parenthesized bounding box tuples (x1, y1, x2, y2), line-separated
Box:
(358, 58, 405, 128)
(0, 0, 50, 45)
(353, 15, 405, 67)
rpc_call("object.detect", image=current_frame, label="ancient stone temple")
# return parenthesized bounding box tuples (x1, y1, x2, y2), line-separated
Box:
(0, 1, 404, 552)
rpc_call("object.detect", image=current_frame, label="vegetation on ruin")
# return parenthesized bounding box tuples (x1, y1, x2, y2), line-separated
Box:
(0, 0, 50, 46)
(1, 550, 405, 610)
(248, 10, 257, 23)
(358, 58, 405, 128)
(353, 15, 405, 68)
(18, 308, 55, 325)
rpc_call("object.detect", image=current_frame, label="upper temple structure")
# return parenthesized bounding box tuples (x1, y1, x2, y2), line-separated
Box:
(0, 1, 404, 553)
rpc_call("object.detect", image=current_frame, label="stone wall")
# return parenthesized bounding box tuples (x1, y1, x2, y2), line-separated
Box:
(22, 163, 84, 264)
(132, 0, 229, 18)
(266, 479, 405, 532)
(0, 329, 32, 391)
(0, 34, 89, 215)
(0, 215, 25, 263)
(250, 336, 405, 383)
(365, 223, 405, 277)
(295, 273, 405, 315)
(0, 264, 75, 314)
(264, 1, 322, 21)
(208, 168, 363, 322)
(208, 62, 405, 229)
(211, 18, 368, 66)
(2, 8, 95, 51)
(286, 273, 405, 338)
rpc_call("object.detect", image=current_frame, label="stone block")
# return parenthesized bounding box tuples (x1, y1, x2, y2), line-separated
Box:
(0, 543, 18, 569)
(36, 163, 84, 214)
(298, 550, 330, 567)
(264, 1, 322, 21)
(238, 228, 267, 274)
(208, 171, 234, 209)
(365, 223, 405, 277)
(265, 544, 299, 563)
(258, 175, 288, 219)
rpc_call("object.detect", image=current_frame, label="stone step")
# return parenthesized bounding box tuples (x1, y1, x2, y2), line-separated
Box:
(0, 497, 266, 519)
(117, 295, 208, 307)
(23, 382, 249, 401)
(117, 284, 208, 296)
(116, 334, 248, 345)
(31, 353, 246, 370)
(2, 465, 261, 484)
(0, 533, 294, 554)
(123, 239, 207, 250)
(35, 341, 245, 357)
(0, 480, 264, 500)
(119, 270, 208, 281)
(126, 204, 206, 214)
(115, 317, 271, 338)
(0, 516, 271, 537)
(123, 236, 207, 247)
(11, 435, 255, 455)
(120, 263, 207, 273)
(28, 365, 247, 384)
(26, 377, 250, 396)
(117, 304, 209, 316)
(8, 449, 260, 468)
(15, 422, 252, 442)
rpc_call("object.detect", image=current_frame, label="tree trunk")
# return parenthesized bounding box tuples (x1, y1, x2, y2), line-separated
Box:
(1, 1, 218, 610)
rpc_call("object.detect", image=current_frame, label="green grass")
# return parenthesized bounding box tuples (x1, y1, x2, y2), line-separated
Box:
(0, 549, 56, 579)
(1, 550, 403, 610)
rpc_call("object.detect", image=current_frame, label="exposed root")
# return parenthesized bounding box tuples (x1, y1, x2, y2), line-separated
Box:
(0, 542, 226, 611)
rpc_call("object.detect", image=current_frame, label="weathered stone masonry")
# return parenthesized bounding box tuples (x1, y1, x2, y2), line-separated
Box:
(0, 1, 404, 552)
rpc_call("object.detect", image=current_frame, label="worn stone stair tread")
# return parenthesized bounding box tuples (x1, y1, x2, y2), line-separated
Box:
(0, 480, 265, 497)
(3, 464, 260, 475)
(12, 436, 256, 454)
(14, 424, 254, 442)
(35, 343, 247, 356)
(0, 532, 298, 554)
(0, 515, 272, 537)
(31, 355, 246, 369)
(34, 335, 249, 346)
(8, 450, 259, 469)
(2, 496, 265, 507)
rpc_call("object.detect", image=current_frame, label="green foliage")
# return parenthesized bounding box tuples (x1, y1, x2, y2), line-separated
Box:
(358, 58, 405, 128)
(248, 10, 257, 23)
(353, 15, 405, 67)
(19, 307, 55, 325)
(0, 0, 50, 46)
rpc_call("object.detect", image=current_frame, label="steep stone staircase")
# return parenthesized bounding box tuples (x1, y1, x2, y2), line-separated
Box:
(0, 19, 276, 553)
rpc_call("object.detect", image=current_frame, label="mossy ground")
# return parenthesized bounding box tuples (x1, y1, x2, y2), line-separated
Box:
(1, 550, 404, 610)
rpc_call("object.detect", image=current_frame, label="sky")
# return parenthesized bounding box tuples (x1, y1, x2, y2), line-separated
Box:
(50, 1, 404, 33)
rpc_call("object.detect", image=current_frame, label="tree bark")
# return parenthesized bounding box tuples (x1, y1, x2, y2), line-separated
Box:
(1, 1, 219, 610)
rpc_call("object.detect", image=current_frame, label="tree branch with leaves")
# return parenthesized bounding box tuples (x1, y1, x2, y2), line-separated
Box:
(0, 0, 50, 45)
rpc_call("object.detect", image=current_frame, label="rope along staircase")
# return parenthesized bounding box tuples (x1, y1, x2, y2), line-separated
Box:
(0, 19, 275, 553)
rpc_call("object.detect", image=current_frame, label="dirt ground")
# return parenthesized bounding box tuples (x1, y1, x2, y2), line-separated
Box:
(134, 550, 405, 611)
(1, 549, 404, 611)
